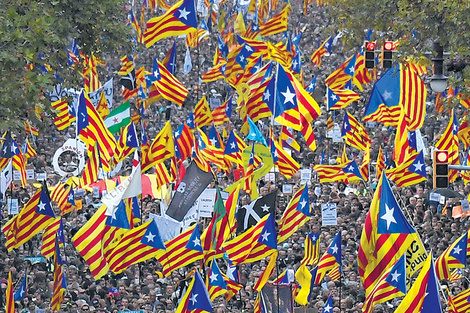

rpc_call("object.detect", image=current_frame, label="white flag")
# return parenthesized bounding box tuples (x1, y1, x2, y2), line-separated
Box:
(183, 47, 193, 75)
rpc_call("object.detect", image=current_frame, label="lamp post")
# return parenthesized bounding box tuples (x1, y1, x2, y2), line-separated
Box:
(430, 40, 448, 93)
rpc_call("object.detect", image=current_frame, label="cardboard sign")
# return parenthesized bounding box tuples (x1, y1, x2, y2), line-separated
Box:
(8, 199, 19, 215)
(300, 169, 312, 186)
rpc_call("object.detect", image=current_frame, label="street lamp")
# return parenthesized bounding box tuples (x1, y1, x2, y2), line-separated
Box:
(430, 40, 448, 93)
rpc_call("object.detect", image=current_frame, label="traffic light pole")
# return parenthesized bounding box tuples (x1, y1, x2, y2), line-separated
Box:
(448, 165, 470, 170)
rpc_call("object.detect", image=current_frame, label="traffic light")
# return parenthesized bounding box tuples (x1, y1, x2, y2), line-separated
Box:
(364, 41, 376, 69)
(433, 150, 449, 188)
(382, 41, 394, 69)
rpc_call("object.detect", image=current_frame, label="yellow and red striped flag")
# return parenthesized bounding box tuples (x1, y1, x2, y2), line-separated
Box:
(376, 147, 385, 179)
(142, 121, 175, 172)
(386, 151, 427, 188)
(80, 143, 100, 187)
(6, 272, 14, 313)
(152, 60, 188, 106)
(301, 233, 321, 266)
(448, 288, 470, 313)
(24, 120, 39, 136)
(52, 99, 76, 131)
(311, 37, 332, 68)
(278, 185, 311, 243)
(144, 0, 198, 48)
(259, 4, 291, 37)
(193, 96, 213, 127)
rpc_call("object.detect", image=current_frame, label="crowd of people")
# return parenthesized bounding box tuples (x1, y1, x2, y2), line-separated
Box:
(1, 0, 470, 313)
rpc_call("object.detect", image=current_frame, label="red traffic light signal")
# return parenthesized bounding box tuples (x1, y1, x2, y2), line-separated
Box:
(365, 41, 376, 51)
(435, 150, 448, 163)
(433, 150, 449, 188)
(384, 41, 395, 51)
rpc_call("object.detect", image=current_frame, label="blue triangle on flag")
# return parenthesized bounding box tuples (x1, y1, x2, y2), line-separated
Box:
(187, 271, 212, 312)
(377, 175, 415, 234)
(106, 200, 131, 229)
(36, 189, 55, 218)
(257, 213, 277, 249)
(186, 226, 203, 252)
(384, 254, 407, 294)
(209, 260, 227, 289)
(141, 219, 166, 249)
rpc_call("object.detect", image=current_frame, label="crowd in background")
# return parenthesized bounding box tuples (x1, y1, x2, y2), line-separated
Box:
(1, 0, 470, 313)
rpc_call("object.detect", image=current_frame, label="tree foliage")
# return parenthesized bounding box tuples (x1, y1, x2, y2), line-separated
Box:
(0, 0, 131, 130)
(328, 0, 470, 90)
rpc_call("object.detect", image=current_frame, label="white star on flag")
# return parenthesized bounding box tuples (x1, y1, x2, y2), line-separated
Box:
(380, 204, 397, 230)
(145, 232, 156, 242)
(281, 88, 296, 105)
(178, 8, 190, 20)
(261, 231, 271, 242)
(390, 270, 401, 282)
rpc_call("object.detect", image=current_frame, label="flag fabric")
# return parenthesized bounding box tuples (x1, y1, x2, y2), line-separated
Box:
(174, 123, 194, 161)
(362, 254, 407, 313)
(224, 130, 246, 165)
(206, 260, 242, 301)
(165, 161, 213, 221)
(280, 126, 300, 152)
(51, 99, 76, 131)
(163, 40, 177, 74)
(278, 185, 311, 243)
(2, 186, 56, 252)
(24, 120, 39, 136)
(6, 272, 14, 313)
(72, 204, 109, 279)
(223, 213, 277, 265)
(395, 253, 442, 313)
(144, 0, 198, 48)
(342, 112, 371, 151)
(449, 268, 464, 282)
(386, 150, 427, 188)
(104, 101, 131, 134)
(326, 87, 360, 110)
(314, 231, 342, 284)
(435, 232, 468, 280)
(305, 76, 316, 93)
(358, 174, 421, 297)
(200, 186, 230, 260)
(259, 5, 290, 37)
(118, 55, 134, 76)
(141, 121, 175, 172)
(237, 190, 276, 232)
(23, 139, 37, 161)
(41, 217, 62, 258)
(106, 219, 166, 274)
(156, 224, 204, 276)
(435, 112, 460, 182)
(310, 37, 332, 68)
(80, 142, 100, 186)
(271, 135, 300, 178)
(193, 96, 213, 127)
(301, 233, 321, 266)
(363, 63, 426, 131)
(448, 288, 470, 313)
(51, 236, 67, 311)
(212, 97, 232, 125)
(376, 147, 385, 179)
(175, 271, 212, 313)
(244, 143, 256, 195)
(152, 59, 188, 106)
(325, 54, 357, 89)
(294, 264, 313, 305)
(114, 122, 139, 163)
(76, 90, 116, 170)
(13, 270, 27, 301)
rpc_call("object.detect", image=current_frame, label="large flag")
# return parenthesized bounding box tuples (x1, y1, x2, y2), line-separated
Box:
(326, 87, 360, 110)
(106, 219, 166, 274)
(310, 37, 332, 68)
(152, 59, 188, 106)
(165, 161, 213, 221)
(174, 123, 194, 161)
(435, 112, 460, 182)
(325, 54, 356, 89)
(72, 204, 109, 279)
(223, 213, 277, 265)
(395, 253, 442, 313)
(435, 232, 468, 280)
(278, 185, 311, 243)
(236, 190, 276, 232)
(386, 150, 427, 187)
(448, 288, 470, 313)
(80, 142, 100, 186)
(141, 121, 175, 172)
(363, 63, 426, 131)
(342, 112, 371, 151)
(51, 99, 76, 131)
(144, 0, 198, 48)
(206, 260, 242, 301)
(3, 186, 56, 251)
(358, 174, 421, 296)
(259, 4, 291, 37)
(76, 90, 116, 170)
(314, 231, 342, 284)
(157, 224, 204, 276)
(104, 101, 130, 133)
(193, 96, 213, 127)
(362, 254, 407, 313)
